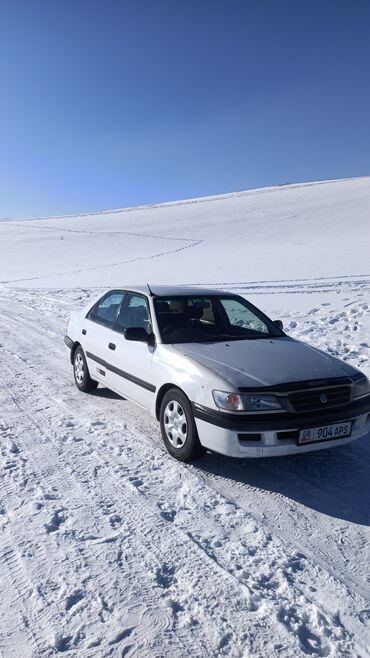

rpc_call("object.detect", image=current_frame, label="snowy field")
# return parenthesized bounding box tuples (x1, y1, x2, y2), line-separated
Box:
(0, 177, 369, 657)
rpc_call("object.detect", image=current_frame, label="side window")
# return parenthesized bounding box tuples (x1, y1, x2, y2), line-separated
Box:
(88, 291, 125, 328)
(220, 298, 268, 333)
(116, 294, 151, 334)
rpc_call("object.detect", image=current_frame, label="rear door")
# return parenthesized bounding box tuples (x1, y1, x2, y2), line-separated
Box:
(81, 290, 126, 384)
(106, 292, 156, 409)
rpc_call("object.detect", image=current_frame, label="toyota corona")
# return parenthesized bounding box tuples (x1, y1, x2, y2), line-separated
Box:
(64, 286, 370, 461)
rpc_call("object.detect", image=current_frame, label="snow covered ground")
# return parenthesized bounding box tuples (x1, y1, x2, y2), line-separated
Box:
(0, 177, 369, 657)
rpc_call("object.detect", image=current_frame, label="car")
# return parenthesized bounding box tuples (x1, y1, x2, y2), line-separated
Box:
(64, 285, 370, 461)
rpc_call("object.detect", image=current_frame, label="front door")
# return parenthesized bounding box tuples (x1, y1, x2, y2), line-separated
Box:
(106, 293, 155, 409)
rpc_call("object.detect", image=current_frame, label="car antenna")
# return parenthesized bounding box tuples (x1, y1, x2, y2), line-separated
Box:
(146, 283, 154, 296)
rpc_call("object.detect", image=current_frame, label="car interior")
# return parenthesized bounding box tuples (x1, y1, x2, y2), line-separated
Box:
(154, 296, 273, 343)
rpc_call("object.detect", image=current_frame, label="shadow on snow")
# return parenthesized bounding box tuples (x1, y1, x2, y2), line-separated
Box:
(91, 387, 125, 401)
(87, 386, 370, 526)
(195, 435, 370, 526)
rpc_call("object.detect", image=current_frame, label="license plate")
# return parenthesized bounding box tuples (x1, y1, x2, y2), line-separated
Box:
(298, 421, 352, 445)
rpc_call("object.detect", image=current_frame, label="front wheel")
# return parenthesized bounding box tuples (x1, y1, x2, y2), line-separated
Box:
(73, 346, 98, 392)
(159, 389, 206, 462)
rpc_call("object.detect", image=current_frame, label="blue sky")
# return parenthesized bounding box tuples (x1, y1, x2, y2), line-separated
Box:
(1, 0, 369, 217)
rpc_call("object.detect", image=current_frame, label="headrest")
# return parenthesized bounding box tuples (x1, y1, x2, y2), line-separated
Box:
(184, 306, 203, 319)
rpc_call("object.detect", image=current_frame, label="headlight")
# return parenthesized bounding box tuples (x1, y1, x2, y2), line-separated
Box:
(212, 390, 283, 412)
(212, 391, 244, 411)
(242, 394, 284, 411)
(353, 376, 370, 400)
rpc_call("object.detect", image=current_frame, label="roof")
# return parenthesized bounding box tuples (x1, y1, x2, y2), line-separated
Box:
(119, 285, 232, 297)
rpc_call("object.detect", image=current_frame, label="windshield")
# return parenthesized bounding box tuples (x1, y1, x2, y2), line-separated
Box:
(154, 295, 284, 344)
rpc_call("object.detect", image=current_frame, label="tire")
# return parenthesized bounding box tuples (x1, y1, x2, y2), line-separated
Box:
(159, 388, 206, 462)
(73, 346, 98, 392)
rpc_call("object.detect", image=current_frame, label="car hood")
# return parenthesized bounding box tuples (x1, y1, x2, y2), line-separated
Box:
(174, 337, 357, 389)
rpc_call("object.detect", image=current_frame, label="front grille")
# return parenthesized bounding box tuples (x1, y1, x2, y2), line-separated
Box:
(288, 386, 351, 413)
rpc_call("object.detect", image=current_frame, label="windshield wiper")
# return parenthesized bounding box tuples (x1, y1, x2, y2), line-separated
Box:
(215, 334, 272, 341)
(182, 333, 273, 344)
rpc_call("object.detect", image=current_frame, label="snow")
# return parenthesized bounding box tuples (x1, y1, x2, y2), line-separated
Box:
(0, 177, 369, 657)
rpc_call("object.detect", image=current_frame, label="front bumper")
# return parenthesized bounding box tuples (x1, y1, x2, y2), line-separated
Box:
(193, 398, 370, 457)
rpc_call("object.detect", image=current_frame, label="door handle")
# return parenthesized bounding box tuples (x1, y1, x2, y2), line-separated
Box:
(108, 343, 116, 350)
(82, 329, 87, 335)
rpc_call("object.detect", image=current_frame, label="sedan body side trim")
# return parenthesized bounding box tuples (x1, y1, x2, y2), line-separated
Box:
(86, 351, 156, 393)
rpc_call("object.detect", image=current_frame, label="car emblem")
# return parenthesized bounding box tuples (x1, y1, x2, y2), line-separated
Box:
(320, 393, 328, 404)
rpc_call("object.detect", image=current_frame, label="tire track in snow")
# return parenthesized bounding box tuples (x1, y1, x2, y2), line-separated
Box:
(0, 390, 182, 657)
(0, 316, 263, 656)
(0, 419, 76, 657)
(0, 406, 109, 657)
(1, 368, 364, 658)
(0, 423, 39, 652)
(0, 365, 258, 658)
(1, 329, 274, 657)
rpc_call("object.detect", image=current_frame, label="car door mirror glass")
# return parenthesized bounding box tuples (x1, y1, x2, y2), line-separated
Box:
(124, 327, 150, 342)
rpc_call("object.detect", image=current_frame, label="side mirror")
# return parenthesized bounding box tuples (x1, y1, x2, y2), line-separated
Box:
(124, 327, 151, 342)
(274, 320, 284, 331)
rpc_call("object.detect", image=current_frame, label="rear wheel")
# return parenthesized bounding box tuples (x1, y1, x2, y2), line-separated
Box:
(160, 389, 206, 462)
(73, 346, 98, 392)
